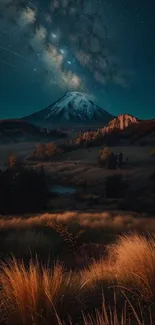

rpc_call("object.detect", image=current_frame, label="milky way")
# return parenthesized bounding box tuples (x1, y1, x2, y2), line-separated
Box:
(0, 0, 154, 119)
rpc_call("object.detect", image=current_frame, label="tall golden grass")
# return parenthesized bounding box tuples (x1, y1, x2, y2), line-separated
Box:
(0, 234, 154, 324)
(0, 211, 155, 232)
(0, 260, 83, 325)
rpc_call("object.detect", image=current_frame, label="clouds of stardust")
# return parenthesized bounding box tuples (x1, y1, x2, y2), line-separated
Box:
(0, 0, 128, 95)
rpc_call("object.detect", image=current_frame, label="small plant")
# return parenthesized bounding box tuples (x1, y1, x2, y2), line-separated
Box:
(48, 221, 83, 253)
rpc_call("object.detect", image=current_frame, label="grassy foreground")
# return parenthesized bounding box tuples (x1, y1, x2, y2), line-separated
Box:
(0, 212, 155, 324)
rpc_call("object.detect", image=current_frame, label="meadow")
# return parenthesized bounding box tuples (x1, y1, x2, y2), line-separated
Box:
(0, 141, 155, 324)
(0, 211, 154, 324)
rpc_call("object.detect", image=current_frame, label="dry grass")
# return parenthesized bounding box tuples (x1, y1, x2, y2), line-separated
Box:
(108, 234, 155, 299)
(0, 211, 155, 232)
(0, 234, 154, 324)
(0, 211, 155, 265)
(0, 260, 83, 325)
(0, 210, 155, 323)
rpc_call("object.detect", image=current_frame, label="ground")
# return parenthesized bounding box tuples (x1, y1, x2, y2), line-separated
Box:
(0, 141, 154, 213)
(0, 142, 154, 189)
(0, 140, 155, 324)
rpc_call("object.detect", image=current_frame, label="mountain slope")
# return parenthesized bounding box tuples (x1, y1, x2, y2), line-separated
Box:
(77, 114, 155, 146)
(106, 114, 139, 131)
(23, 92, 114, 127)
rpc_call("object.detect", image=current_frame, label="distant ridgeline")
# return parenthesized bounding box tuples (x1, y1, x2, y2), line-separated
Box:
(0, 119, 67, 142)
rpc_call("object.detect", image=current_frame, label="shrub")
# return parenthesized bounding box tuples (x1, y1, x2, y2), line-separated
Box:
(7, 154, 23, 170)
(105, 174, 128, 198)
(8, 154, 17, 168)
(31, 142, 63, 161)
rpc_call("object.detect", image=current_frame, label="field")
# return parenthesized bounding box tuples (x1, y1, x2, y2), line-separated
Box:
(42, 145, 154, 196)
(1, 142, 154, 187)
(0, 211, 155, 324)
(0, 140, 155, 324)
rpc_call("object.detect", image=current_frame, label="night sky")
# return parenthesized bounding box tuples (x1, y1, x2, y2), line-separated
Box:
(0, 0, 154, 120)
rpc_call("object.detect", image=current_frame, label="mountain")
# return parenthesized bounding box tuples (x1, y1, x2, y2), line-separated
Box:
(23, 92, 114, 127)
(98, 115, 155, 145)
(76, 114, 155, 146)
(105, 114, 139, 131)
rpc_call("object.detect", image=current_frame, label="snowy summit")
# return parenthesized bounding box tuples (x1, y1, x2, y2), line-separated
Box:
(23, 92, 114, 127)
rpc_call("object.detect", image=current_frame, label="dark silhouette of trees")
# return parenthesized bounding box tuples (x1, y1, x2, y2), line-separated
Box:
(105, 174, 129, 198)
(118, 152, 123, 168)
(98, 148, 125, 169)
(0, 164, 49, 214)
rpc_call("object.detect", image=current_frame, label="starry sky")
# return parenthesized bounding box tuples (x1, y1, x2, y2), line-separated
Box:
(0, 0, 154, 120)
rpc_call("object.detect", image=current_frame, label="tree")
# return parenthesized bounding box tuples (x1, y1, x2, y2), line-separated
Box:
(7, 154, 23, 170)
(8, 154, 17, 169)
(45, 142, 58, 157)
(98, 147, 117, 169)
(35, 143, 46, 158)
(107, 152, 117, 169)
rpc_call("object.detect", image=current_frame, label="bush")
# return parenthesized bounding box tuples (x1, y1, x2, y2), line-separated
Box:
(105, 174, 128, 198)
(7, 154, 23, 170)
(0, 165, 49, 214)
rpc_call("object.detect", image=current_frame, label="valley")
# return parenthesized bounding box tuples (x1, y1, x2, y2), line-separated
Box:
(0, 93, 155, 324)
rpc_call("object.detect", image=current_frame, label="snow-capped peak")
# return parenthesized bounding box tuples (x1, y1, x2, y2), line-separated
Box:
(23, 91, 114, 126)
(44, 91, 112, 122)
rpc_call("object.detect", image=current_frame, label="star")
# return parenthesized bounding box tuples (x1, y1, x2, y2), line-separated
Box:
(51, 33, 57, 39)
(60, 49, 65, 54)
